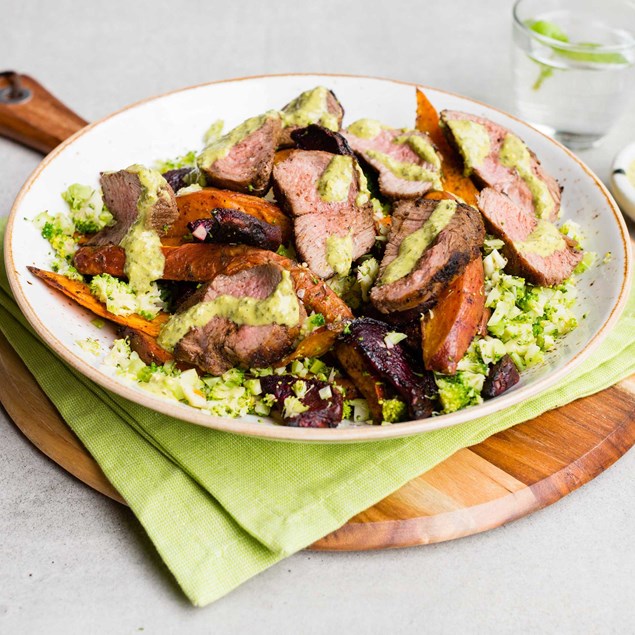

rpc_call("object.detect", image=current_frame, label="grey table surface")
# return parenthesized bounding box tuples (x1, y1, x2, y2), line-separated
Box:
(1, 1, 634, 633)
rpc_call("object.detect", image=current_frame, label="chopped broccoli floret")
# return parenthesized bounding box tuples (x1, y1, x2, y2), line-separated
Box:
(302, 312, 326, 335)
(62, 183, 113, 234)
(154, 150, 198, 173)
(89, 274, 166, 318)
(76, 337, 102, 356)
(381, 398, 407, 423)
(436, 373, 483, 414)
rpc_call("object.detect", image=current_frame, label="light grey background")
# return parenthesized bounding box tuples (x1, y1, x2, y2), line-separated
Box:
(1, 1, 634, 633)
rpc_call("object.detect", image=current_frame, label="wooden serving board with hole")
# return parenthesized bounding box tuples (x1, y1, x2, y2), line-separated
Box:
(2, 330, 634, 550)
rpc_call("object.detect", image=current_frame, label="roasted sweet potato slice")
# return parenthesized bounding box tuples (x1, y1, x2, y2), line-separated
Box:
(422, 257, 485, 374)
(74, 244, 353, 323)
(163, 188, 293, 245)
(27, 267, 168, 337)
(117, 326, 175, 365)
(280, 324, 345, 365)
(415, 89, 479, 207)
(274, 148, 295, 165)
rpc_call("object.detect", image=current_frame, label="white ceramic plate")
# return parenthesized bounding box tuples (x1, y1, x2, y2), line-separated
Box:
(4, 74, 632, 442)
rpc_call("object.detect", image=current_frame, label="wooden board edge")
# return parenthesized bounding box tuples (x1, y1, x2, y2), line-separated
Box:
(0, 331, 125, 504)
(310, 413, 635, 550)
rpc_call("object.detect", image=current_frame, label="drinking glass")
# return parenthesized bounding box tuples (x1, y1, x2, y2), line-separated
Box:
(512, 0, 635, 149)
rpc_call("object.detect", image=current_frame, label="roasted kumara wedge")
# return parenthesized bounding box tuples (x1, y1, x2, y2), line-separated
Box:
(27, 267, 168, 337)
(280, 323, 347, 365)
(415, 89, 479, 207)
(422, 257, 485, 375)
(117, 325, 176, 366)
(73, 243, 353, 323)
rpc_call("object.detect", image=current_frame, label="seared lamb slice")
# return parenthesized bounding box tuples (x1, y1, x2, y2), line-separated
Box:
(370, 198, 485, 314)
(341, 121, 442, 200)
(291, 124, 354, 156)
(188, 208, 283, 251)
(88, 165, 177, 247)
(337, 317, 437, 420)
(259, 375, 343, 428)
(197, 111, 281, 196)
(440, 110, 561, 221)
(160, 263, 306, 375)
(478, 188, 582, 286)
(272, 150, 375, 278)
(279, 86, 344, 147)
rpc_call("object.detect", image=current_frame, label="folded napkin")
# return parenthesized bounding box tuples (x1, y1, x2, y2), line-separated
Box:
(1, 217, 634, 606)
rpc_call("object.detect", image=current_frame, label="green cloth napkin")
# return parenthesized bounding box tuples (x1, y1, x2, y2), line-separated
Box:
(1, 217, 634, 606)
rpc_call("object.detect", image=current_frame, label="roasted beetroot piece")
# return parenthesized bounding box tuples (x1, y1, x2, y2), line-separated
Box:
(188, 208, 283, 251)
(440, 110, 561, 221)
(482, 354, 520, 399)
(197, 112, 282, 196)
(290, 124, 354, 157)
(478, 188, 582, 287)
(338, 317, 437, 420)
(342, 122, 442, 200)
(167, 263, 306, 375)
(162, 167, 199, 193)
(272, 150, 375, 278)
(279, 86, 345, 148)
(370, 198, 485, 315)
(88, 166, 177, 247)
(259, 375, 343, 428)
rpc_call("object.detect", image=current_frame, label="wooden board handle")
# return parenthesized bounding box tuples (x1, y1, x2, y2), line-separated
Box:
(0, 72, 87, 154)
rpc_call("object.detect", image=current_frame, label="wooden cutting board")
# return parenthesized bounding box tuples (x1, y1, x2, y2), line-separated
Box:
(1, 330, 634, 550)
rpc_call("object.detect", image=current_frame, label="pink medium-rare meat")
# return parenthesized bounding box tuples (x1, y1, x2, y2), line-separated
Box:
(342, 122, 442, 200)
(197, 112, 281, 196)
(370, 198, 485, 314)
(88, 166, 177, 246)
(440, 110, 561, 221)
(272, 150, 375, 278)
(171, 263, 306, 375)
(477, 187, 582, 286)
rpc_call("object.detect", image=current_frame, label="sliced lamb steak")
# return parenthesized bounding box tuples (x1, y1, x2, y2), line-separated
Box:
(169, 263, 305, 375)
(477, 188, 582, 287)
(197, 111, 281, 196)
(370, 198, 485, 314)
(279, 86, 344, 148)
(272, 150, 375, 278)
(88, 166, 177, 247)
(440, 110, 561, 221)
(341, 121, 442, 200)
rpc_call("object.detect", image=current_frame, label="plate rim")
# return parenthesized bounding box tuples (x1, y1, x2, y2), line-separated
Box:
(4, 72, 633, 442)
